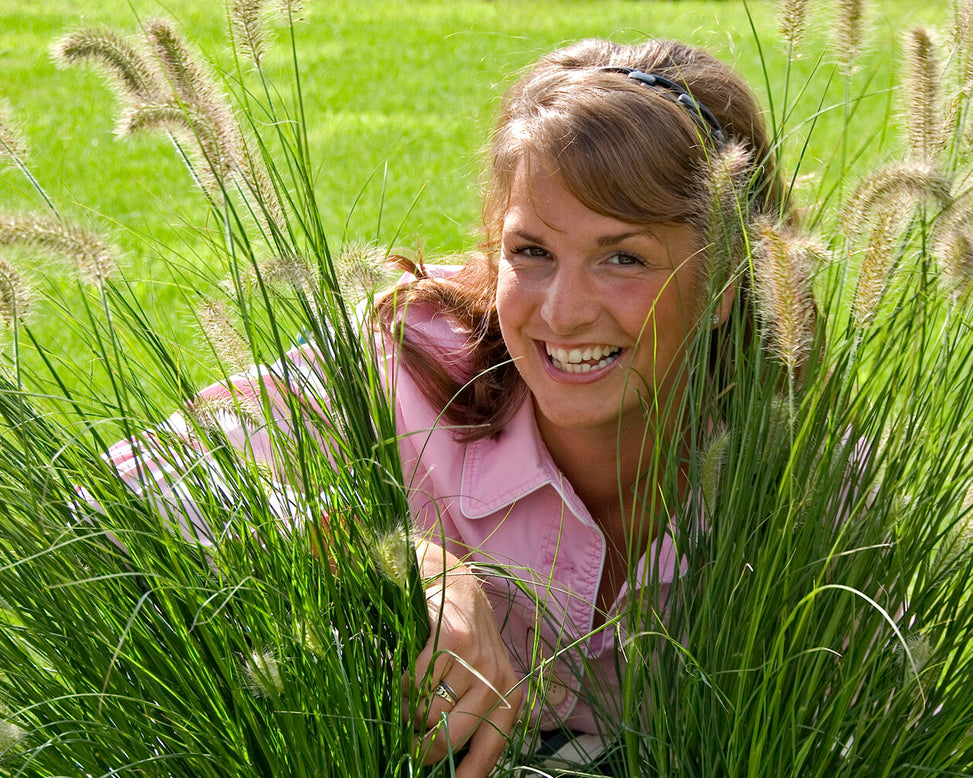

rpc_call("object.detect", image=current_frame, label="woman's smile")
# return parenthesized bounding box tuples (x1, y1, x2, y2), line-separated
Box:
(543, 342, 624, 374)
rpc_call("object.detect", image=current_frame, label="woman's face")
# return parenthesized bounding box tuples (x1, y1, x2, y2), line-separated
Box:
(496, 164, 708, 439)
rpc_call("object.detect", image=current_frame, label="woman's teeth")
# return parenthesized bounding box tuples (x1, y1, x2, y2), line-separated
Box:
(545, 344, 622, 373)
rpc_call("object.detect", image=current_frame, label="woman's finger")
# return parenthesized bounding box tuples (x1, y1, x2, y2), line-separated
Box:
(413, 676, 464, 730)
(419, 671, 522, 768)
(455, 698, 522, 778)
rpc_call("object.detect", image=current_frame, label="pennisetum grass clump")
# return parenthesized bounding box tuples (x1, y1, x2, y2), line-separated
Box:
(0, 5, 431, 777)
(4, 1, 973, 776)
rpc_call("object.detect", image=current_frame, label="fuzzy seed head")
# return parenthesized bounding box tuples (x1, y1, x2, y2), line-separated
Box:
(700, 142, 753, 290)
(901, 633, 934, 677)
(779, 0, 811, 48)
(51, 27, 163, 104)
(231, 0, 274, 67)
(699, 427, 730, 513)
(852, 211, 899, 327)
(262, 253, 319, 294)
(955, 0, 973, 86)
(933, 226, 973, 303)
(243, 649, 283, 697)
(843, 162, 953, 238)
(197, 298, 251, 372)
(335, 241, 393, 303)
(750, 219, 818, 373)
(835, 0, 867, 76)
(143, 18, 209, 107)
(904, 28, 942, 162)
(0, 257, 31, 328)
(0, 103, 27, 167)
(276, 0, 305, 20)
(297, 620, 335, 658)
(0, 215, 115, 286)
(142, 19, 249, 179)
(372, 526, 411, 588)
(185, 390, 263, 436)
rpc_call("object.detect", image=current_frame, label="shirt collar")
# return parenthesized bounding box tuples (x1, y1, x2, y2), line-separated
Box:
(459, 398, 594, 526)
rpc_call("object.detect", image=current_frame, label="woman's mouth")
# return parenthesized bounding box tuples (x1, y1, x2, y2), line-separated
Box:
(545, 343, 622, 373)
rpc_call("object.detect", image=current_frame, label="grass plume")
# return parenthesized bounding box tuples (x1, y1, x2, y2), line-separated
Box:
(852, 210, 899, 327)
(242, 649, 284, 698)
(51, 27, 162, 105)
(0, 256, 30, 328)
(0, 214, 114, 285)
(231, 0, 277, 67)
(904, 28, 942, 161)
(842, 161, 953, 236)
(779, 0, 810, 49)
(699, 142, 754, 291)
(335, 241, 394, 303)
(0, 102, 27, 168)
(834, 0, 867, 75)
(933, 220, 973, 302)
(197, 298, 252, 373)
(750, 218, 818, 374)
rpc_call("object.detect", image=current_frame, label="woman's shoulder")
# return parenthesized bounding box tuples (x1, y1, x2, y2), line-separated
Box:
(382, 263, 478, 381)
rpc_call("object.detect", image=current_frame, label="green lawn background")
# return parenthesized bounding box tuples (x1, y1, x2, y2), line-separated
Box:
(0, 0, 956, 398)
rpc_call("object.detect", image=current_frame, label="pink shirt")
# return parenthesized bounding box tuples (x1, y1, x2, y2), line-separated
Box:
(387, 297, 683, 732)
(106, 284, 683, 733)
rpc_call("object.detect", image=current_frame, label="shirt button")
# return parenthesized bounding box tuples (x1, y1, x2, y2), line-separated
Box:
(547, 673, 568, 706)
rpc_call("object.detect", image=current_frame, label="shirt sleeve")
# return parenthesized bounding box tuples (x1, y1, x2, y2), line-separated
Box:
(101, 342, 331, 545)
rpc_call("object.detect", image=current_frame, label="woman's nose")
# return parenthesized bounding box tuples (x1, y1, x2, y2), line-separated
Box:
(539, 265, 599, 334)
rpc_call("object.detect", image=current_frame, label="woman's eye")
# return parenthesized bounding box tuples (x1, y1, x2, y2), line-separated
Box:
(513, 245, 549, 258)
(608, 252, 645, 267)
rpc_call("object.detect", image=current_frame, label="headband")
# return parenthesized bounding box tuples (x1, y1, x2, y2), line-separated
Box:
(601, 66, 727, 145)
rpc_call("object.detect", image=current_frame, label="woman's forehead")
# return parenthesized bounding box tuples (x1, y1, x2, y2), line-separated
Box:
(504, 160, 690, 237)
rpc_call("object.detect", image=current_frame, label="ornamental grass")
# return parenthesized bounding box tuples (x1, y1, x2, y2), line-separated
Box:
(0, 1, 972, 776)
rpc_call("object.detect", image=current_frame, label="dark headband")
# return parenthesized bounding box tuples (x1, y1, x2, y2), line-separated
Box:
(601, 66, 727, 144)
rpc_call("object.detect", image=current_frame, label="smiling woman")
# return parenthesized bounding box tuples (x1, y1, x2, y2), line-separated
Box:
(365, 36, 791, 774)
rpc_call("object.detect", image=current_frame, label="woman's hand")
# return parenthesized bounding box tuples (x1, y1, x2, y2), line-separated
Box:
(410, 540, 523, 778)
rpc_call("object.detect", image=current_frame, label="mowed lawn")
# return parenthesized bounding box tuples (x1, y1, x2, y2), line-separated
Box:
(0, 0, 956, 398)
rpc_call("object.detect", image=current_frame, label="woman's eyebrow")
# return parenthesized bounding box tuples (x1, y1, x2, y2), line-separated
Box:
(597, 229, 663, 247)
(506, 228, 547, 244)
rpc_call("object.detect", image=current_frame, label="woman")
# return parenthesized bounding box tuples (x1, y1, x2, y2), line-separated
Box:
(372, 37, 785, 776)
(109, 36, 787, 778)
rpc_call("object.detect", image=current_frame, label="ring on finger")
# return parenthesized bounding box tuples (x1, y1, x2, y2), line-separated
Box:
(432, 680, 459, 707)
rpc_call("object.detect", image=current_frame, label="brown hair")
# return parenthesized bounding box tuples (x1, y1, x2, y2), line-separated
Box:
(377, 38, 787, 441)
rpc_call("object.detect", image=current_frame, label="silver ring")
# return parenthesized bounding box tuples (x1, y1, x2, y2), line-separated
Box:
(432, 680, 459, 707)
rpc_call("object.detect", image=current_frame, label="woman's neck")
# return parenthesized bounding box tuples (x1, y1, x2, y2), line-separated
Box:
(536, 406, 657, 531)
